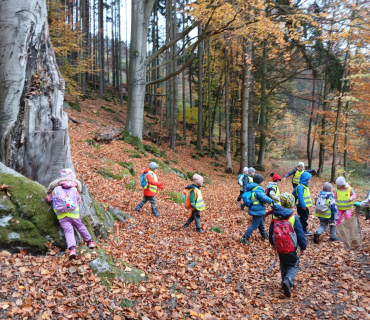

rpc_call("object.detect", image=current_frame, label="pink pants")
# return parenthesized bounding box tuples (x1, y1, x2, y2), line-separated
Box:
(59, 216, 92, 249)
(336, 209, 352, 226)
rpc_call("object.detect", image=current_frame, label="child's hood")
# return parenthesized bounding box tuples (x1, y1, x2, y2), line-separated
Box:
(48, 177, 82, 192)
(318, 191, 334, 199)
(185, 184, 200, 190)
(246, 182, 264, 193)
(272, 205, 294, 219)
(299, 172, 312, 186)
(267, 182, 278, 189)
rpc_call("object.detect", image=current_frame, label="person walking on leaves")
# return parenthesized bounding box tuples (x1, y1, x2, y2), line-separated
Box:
(135, 162, 164, 217)
(236, 167, 249, 204)
(293, 172, 313, 236)
(334, 176, 356, 226)
(183, 174, 205, 233)
(240, 174, 272, 244)
(313, 182, 340, 243)
(283, 162, 318, 190)
(268, 201, 307, 298)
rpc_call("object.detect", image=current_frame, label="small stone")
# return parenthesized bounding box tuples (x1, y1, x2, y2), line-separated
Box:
(69, 267, 76, 274)
(78, 266, 85, 274)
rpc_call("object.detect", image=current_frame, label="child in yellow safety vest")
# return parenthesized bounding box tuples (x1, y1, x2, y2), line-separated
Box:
(334, 176, 356, 226)
(266, 173, 282, 205)
(293, 172, 313, 236)
(283, 162, 318, 190)
(183, 174, 205, 233)
(313, 182, 339, 243)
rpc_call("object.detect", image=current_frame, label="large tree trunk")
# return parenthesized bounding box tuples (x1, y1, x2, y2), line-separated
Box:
(239, 40, 252, 173)
(196, 26, 203, 151)
(98, 0, 105, 97)
(0, 0, 73, 186)
(208, 38, 212, 150)
(307, 79, 315, 169)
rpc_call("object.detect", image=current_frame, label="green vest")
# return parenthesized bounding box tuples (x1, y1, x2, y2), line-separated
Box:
(272, 214, 295, 228)
(296, 184, 313, 207)
(147, 170, 158, 193)
(251, 186, 267, 206)
(292, 169, 304, 184)
(248, 175, 253, 183)
(194, 187, 205, 211)
(314, 198, 331, 219)
(336, 188, 354, 210)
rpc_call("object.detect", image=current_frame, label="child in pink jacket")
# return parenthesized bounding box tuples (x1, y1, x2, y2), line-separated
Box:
(334, 176, 356, 226)
(46, 169, 95, 259)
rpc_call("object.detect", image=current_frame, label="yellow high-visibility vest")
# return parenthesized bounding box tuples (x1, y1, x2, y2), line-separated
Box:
(272, 214, 295, 228)
(147, 170, 158, 193)
(194, 187, 205, 211)
(314, 198, 332, 219)
(293, 170, 304, 184)
(269, 185, 281, 205)
(251, 186, 267, 206)
(295, 184, 312, 207)
(336, 188, 354, 210)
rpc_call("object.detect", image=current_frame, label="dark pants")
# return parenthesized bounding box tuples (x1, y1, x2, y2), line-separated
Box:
(243, 215, 267, 238)
(185, 209, 201, 230)
(292, 183, 298, 190)
(138, 196, 157, 211)
(279, 252, 300, 287)
(366, 208, 370, 220)
(237, 190, 244, 202)
(297, 206, 309, 232)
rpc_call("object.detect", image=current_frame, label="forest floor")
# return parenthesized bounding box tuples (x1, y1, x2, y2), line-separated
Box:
(1, 94, 370, 320)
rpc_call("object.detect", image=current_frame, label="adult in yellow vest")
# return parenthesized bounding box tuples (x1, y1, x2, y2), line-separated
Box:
(313, 182, 339, 243)
(293, 172, 313, 236)
(135, 162, 164, 217)
(283, 162, 319, 190)
(334, 176, 357, 226)
(183, 174, 205, 233)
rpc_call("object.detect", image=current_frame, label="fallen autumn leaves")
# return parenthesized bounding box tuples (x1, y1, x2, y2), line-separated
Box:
(1, 97, 370, 319)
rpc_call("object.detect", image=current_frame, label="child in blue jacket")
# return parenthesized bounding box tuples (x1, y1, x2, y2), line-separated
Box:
(240, 174, 272, 244)
(313, 182, 339, 243)
(293, 172, 313, 236)
(269, 204, 307, 297)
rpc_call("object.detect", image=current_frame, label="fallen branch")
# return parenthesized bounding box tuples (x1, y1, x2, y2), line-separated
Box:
(94, 127, 125, 142)
(68, 116, 81, 124)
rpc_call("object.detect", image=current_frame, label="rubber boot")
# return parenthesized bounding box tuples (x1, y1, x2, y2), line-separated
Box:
(195, 228, 204, 233)
(134, 205, 141, 212)
(152, 208, 160, 217)
(282, 278, 292, 298)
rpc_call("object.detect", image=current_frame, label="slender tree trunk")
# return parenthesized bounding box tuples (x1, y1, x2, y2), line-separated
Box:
(318, 76, 328, 177)
(208, 38, 212, 150)
(330, 50, 349, 182)
(118, 0, 123, 105)
(165, 0, 172, 129)
(343, 101, 350, 174)
(307, 79, 315, 169)
(224, 48, 233, 173)
(98, 0, 105, 97)
(170, 0, 177, 150)
(188, 60, 193, 109)
(196, 26, 203, 151)
(257, 39, 267, 166)
(240, 40, 252, 172)
(211, 84, 222, 138)
(219, 97, 222, 144)
(248, 61, 255, 166)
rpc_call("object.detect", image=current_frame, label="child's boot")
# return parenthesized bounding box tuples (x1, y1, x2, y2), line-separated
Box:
(195, 228, 204, 233)
(69, 248, 77, 260)
(282, 278, 292, 298)
(313, 233, 320, 244)
(183, 223, 189, 229)
(330, 237, 339, 241)
(152, 208, 160, 217)
(134, 205, 141, 212)
(240, 237, 249, 244)
(261, 236, 268, 242)
(87, 240, 96, 249)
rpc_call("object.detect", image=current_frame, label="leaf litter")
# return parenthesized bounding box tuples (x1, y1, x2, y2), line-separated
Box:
(0, 96, 369, 319)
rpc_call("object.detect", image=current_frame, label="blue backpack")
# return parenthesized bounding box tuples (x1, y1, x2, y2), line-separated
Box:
(140, 173, 148, 188)
(242, 190, 253, 208)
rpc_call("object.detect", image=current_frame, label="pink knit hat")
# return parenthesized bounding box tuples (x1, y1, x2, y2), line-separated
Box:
(193, 174, 204, 186)
(60, 168, 76, 179)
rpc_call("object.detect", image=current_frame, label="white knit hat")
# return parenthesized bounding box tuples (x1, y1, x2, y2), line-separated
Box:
(336, 176, 346, 186)
(297, 162, 304, 167)
(193, 174, 204, 186)
(243, 167, 248, 173)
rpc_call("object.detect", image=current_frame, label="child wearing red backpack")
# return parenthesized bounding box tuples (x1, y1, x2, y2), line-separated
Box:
(46, 169, 95, 260)
(269, 202, 307, 298)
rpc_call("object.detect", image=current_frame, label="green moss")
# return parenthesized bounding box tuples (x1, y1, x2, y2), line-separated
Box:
(211, 161, 222, 167)
(125, 179, 137, 190)
(70, 102, 81, 112)
(93, 199, 106, 224)
(190, 140, 197, 145)
(128, 150, 142, 158)
(187, 171, 195, 180)
(197, 151, 205, 157)
(101, 106, 118, 114)
(149, 158, 170, 174)
(171, 168, 187, 180)
(144, 144, 165, 157)
(164, 159, 170, 165)
(210, 226, 223, 233)
(117, 161, 136, 176)
(84, 139, 102, 149)
(191, 154, 199, 160)
(122, 131, 146, 154)
(254, 164, 265, 171)
(81, 216, 96, 241)
(169, 191, 183, 204)
(97, 167, 130, 180)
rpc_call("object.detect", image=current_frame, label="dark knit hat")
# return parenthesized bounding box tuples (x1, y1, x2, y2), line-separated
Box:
(253, 173, 264, 185)
(323, 182, 332, 192)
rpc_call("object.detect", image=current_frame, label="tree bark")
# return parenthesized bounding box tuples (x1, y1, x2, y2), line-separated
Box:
(208, 38, 212, 150)
(224, 48, 233, 173)
(98, 0, 105, 97)
(248, 61, 255, 166)
(240, 40, 252, 173)
(343, 101, 350, 174)
(196, 26, 203, 151)
(257, 39, 267, 166)
(307, 79, 315, 169)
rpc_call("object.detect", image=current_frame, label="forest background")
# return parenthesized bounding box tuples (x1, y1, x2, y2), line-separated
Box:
(49, 0, 370, 187)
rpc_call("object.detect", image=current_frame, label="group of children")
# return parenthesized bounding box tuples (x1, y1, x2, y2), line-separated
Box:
(46, 161, 363, 299)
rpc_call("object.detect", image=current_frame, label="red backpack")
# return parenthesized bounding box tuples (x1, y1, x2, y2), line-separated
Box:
(272, 215, 297, 254)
